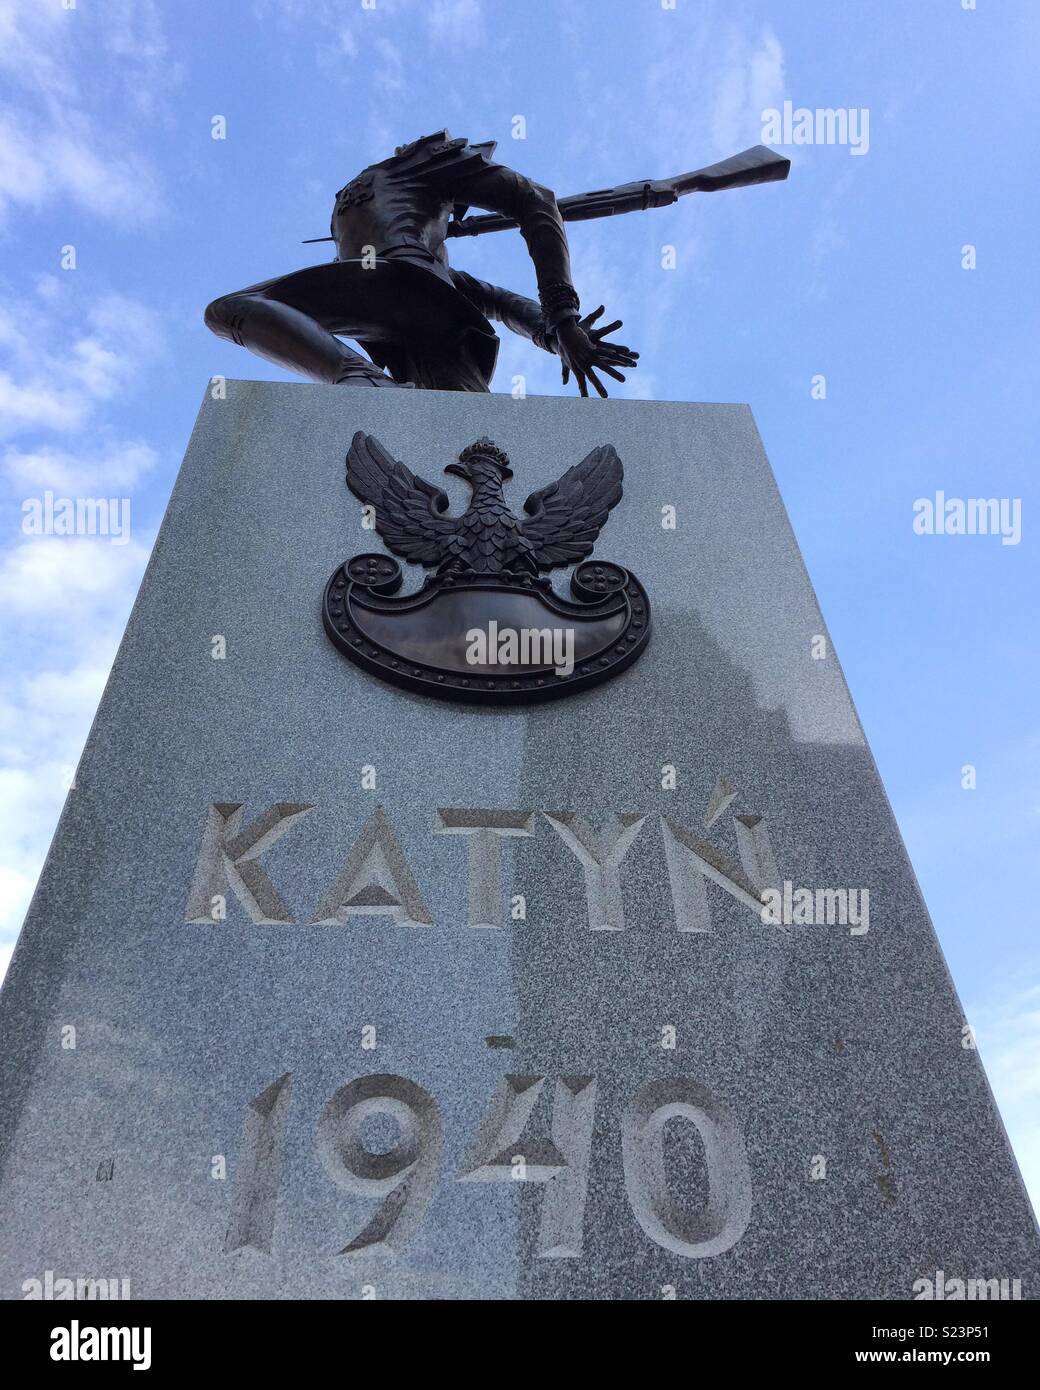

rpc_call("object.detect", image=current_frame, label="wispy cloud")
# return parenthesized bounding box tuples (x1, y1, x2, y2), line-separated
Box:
(0, 281, 164, 440)
(642, 12, 787, 172)
(0, 0, 169, 226)
(4, 439, 157, 495)
(0, 176, 164, 970)
(711, 25, 785, 156)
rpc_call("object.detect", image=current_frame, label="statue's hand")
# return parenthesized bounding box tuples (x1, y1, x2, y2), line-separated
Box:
(553, 306, 639, 398)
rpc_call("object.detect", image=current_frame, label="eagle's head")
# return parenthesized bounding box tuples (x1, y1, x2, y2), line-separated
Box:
(445, 437, 513, 483)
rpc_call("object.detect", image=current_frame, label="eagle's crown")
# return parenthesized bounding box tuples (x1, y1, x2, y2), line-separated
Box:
(458, 437, 510, 470)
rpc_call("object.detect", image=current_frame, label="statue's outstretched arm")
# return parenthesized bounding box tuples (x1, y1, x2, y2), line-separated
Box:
(439, 154, 640, 397)
(441, 160, 580, 331)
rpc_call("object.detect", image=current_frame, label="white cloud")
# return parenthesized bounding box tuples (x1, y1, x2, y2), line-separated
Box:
(0, 372, 87, 434)
(0, 112, 49, 211)
(4, 439, 156, 495)
(0, 657, 116, 777)
(0, 0, 169, 980)
(0, 535, 151, 615)
(0, 773, 64, 939)
(0, 111, 162, 228)
(0, 0, 72, 101)
(711, 25, 786, 156)
(0, 284, 164, 441)
(641, 15, 787, 176)
(0, 0, 167, 226)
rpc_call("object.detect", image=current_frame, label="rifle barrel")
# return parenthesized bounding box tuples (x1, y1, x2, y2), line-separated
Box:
(447, 144, 790, 239)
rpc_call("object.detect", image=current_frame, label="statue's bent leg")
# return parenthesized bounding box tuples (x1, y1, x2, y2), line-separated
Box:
(203, 272, 407, 387)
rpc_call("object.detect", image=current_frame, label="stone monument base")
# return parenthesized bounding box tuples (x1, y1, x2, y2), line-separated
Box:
(0, 381, 1035, 1299)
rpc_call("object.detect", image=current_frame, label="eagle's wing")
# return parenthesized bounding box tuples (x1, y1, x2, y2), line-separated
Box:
(519, 444, 624, 570)
(345, 431, 459, 567)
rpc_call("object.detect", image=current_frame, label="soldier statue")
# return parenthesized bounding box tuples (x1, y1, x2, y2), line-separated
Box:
(204, 130, 788, 396)
(205, 130, 637, 396)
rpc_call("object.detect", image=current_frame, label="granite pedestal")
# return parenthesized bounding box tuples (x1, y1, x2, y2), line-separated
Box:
(0, 382, 1036, 1300)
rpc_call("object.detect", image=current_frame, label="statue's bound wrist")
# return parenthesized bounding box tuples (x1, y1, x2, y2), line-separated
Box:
(539, 281, 580, 327)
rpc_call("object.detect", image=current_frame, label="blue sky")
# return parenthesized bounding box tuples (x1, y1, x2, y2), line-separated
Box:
(1, 0, 1037, 1206)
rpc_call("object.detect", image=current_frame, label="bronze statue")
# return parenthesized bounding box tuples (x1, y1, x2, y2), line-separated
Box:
(205, 131, 788, 396)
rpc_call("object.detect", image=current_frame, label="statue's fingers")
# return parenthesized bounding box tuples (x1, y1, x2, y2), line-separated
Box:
(586, 367, 609, 398)
(562, 364, 570, 386)
(576, 370, 589, 398)
(599, 363, 626, 383)
(595, 320, 623, 338)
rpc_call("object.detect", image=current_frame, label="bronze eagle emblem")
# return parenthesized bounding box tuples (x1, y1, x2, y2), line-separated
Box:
(344, 431, 624, 577)
(324, 431, 649, 704)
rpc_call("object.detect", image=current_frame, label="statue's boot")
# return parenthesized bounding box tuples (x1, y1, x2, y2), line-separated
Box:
(334, 359, 415, 388)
